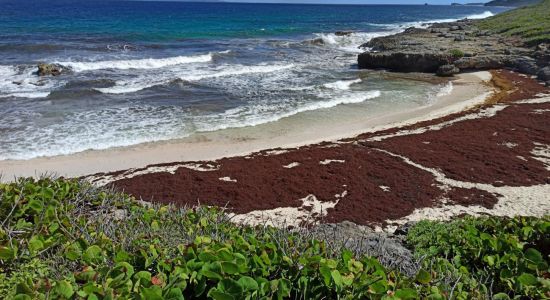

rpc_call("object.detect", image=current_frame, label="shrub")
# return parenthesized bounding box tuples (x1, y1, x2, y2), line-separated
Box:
(407, 217, 550, 299)
(449, 49, 464, 59)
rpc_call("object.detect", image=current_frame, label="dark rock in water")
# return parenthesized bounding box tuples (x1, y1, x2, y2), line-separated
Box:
(538, 66, 550, 81)
(508, 56, 539, 75)
(335, 31, 353, 36)
(37, 63, 64, 76)
(309, 38, 325, 46)
(436, 64, 460, 77)
(358, 52, 448, 72)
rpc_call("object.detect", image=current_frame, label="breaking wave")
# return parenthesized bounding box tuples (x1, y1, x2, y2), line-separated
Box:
(57, 53, 214, 72)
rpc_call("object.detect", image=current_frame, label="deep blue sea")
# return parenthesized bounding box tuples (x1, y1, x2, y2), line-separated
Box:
(0, 1, 508, 160)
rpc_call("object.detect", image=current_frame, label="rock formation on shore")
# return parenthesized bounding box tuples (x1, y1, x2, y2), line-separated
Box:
(358, 19, 549, 85)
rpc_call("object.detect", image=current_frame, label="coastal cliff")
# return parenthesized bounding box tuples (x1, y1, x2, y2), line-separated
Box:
(358, 0, 550, 85)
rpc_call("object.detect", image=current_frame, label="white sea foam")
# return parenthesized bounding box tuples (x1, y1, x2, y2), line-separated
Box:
(57, 53, 213, 72)
(181, 64, 296, 81)
(96, 63, 296, 94)
(0, 65, 62, 99)
(194, 90, 381, 132)
(323, 79, 361, 90)
(436, 81, 454, 97)
(465, 11, 495, 20)
(315, 32, 393, 53)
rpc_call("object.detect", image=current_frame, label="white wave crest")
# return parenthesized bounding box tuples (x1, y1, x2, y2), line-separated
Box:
(96, 63, 296, 94)
(323, 79, 361, 90)
(0, 65, 62, 99)
(58, 53, 213, 72)
(196, 90, 382, 132)
(314, 31, 401, 53)
(181, 64, 295, 81)
(465, 11, 494, 20)
(436, 82, 454, 97)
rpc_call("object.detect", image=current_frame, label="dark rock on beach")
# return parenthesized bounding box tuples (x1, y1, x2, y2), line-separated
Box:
(537, 66, 550, 81)
(436, 64, 460, 76)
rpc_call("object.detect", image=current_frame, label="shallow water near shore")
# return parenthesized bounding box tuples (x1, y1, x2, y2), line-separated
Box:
(0, 1, 507, 160)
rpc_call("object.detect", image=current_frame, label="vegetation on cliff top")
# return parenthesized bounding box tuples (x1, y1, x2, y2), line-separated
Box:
(478, 0, 550, 46)
(0, 178, 549, 299)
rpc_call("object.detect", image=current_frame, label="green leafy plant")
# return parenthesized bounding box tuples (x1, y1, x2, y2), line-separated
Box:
(449, 49, 464, 59)
(407, 216, 550, 299)
(1, 177, 548, 299)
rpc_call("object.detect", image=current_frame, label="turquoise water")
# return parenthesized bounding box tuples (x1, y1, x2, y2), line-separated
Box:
(0, 1, 507, 160)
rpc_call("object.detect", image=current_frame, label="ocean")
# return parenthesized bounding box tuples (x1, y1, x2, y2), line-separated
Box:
(0, 0, 507, 160)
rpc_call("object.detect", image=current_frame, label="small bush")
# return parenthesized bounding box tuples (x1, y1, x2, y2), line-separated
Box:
(449, 49, 465, 59)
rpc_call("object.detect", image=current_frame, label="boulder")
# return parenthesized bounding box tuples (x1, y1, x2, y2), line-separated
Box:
(37, 63, 64, 76)
(454, 35, 466, 42)
(538, 66, 550, 81)
(508, 56, 539, 75)
(436, 64, 460, 77)
(309, 38, 325, 46)
(358, 52, 448, 72)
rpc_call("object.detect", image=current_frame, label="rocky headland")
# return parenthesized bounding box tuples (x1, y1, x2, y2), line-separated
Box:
(358, 17, 550, 85)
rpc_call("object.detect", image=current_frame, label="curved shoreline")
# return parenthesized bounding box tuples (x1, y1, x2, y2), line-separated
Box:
(0, 71, 493, 181)
(94, 69, 550, 229)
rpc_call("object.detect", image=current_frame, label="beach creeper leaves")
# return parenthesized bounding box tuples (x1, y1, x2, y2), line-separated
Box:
(415, 269, 432, 284)
(2, 177, 549, 299)
(54, 280, 74, 299)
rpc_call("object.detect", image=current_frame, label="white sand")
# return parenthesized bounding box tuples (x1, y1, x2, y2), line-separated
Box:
(0, 71, 494, 182)
(228, 194, 341, 228)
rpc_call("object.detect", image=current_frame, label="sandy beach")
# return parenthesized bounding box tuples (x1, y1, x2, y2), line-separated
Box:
(0, 71, 492, 181)
(81, 69, 550, 229)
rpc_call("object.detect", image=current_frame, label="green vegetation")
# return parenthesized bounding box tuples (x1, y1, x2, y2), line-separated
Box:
(449, 49, 465, 59)
(478, 0, 550, 46)
(408, 218, 550, 299)
(0, 178, 549, 299)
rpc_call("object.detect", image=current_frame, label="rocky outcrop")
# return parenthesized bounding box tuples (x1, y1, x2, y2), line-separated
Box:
(453, 55, 508, 70)
(358, 19, 549, 82)
(37, 63, 64, 76)
(436, 64, 460, 77)
(358, 52, 448, 73)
